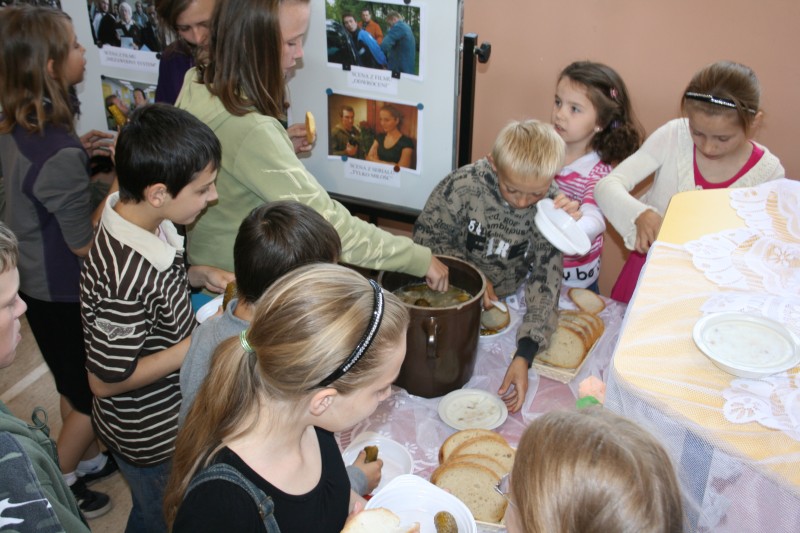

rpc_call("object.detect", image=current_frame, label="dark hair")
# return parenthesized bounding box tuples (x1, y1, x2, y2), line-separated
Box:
(202, 0, 311, 120)
(0, 6, 77, 134)
(339, 105, 354, 117)
(233, 201, 341, 303)
(155, 0, 193, 31)
(341, 12, 356, 23)
(558, 61, 644, 165)
(134, 88, 146, 98)
(115, 103, 221, 202)
(380, 104, 403, 125)
(681, 60, 761, 135)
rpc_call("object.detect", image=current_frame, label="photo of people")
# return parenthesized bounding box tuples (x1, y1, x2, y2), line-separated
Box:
(328, 93, 419, 170)
(87, 0, 162, 52)
(325, 1, 422, 77)
(100, 75, 155, 130)
(1, 1, 62, 8)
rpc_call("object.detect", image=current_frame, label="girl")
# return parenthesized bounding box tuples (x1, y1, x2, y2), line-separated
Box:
(366, 104, 415, 169)
(0, 5, 116, 519)
(551, 61, 644, 292)
(164, 264, 410, 532)
(595, 61, 784, 303)
(503, 407, 684, 532)
(175, 0, 448, 293)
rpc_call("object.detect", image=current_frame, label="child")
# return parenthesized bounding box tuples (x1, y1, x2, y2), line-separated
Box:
(179, 201, 382, 496)
(551, 61, 644, 292)
(80, 103, 222, 532)
(414, 119, 574, 414)
(504, 407, 684, 532)
(164, 264, 410, 532)
(175, 0, 448, 294)
(0, 222, 90, 532)
(0, 5, 117, 517)
(595, 60, 784, 303)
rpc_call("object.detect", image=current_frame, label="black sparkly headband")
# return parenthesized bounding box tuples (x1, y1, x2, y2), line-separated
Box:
(684, 92, 757, 115)
(314, 279, 384, 388)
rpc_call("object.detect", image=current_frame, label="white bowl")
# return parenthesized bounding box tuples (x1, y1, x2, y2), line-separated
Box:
(366, 474, 477, 533)
(437, 389, 508, 430)
(195, 295, 223, 324)
(693, 312, 799, 378)
(342, 433, 413, 495)
(534, 198, 591, 256)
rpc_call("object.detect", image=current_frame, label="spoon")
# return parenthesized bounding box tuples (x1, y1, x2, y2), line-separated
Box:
(489, 300, 508, 313)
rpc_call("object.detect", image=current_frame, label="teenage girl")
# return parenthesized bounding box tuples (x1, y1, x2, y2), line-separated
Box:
(0, 5, 117, 518)
(595, 60, 784, 303)
(503, 407, 684, 532)
(164, 264, 409, 532)
(551, 61, 644, 292)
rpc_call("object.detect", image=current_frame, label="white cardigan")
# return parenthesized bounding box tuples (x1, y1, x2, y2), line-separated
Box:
(594, 118, 784, 250)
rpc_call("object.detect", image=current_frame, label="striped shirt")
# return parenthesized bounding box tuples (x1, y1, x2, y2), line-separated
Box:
(81, 193, 195, 466)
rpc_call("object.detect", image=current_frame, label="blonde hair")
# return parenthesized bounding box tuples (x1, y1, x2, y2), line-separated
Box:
(511, 407, 684, 533)
(491, 119, 565, 181)
(0, 223, 18, 274)
(164, 263, 409, 526)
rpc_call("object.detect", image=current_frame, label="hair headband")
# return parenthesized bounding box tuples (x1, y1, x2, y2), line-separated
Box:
(684, 92, 757, 115)
(314, 279, 384, 388)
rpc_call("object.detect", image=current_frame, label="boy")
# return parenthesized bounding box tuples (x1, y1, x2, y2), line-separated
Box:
(80, 104, 221, 532)
(179, 200, 381, 496)
(414, 119, 572, 414)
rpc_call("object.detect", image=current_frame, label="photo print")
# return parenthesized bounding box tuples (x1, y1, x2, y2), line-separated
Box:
(100, 75, 156, 130)
(325, 0, 423, 80)
(88, 0, 162, 71)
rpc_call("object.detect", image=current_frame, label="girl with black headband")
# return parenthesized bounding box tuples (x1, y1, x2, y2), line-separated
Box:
(164, 264, 409, 533)
(595, 60, 784, 303)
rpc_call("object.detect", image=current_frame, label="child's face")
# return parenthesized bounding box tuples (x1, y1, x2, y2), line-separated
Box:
(687, 109, 749, 162)
(279, 0, 310, 77)
(494, 164, 551, 210)
(164, 163, 218, 226)
(552, 77, 599, 153)
(63, 24, 87, 86)
(0, 267, 27, 369)
(175, 0, 214, 47)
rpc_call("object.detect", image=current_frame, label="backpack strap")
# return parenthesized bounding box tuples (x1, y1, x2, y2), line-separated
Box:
(187, 463, 280, 532)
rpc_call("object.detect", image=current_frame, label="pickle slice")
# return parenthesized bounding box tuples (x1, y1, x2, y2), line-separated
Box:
(363, 445, 379, 463)
(434, 511, 458, 533)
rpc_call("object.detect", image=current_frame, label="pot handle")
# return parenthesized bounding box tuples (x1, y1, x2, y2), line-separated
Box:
(423, 316, 438, 359)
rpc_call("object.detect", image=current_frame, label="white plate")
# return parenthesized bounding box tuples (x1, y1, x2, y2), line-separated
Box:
(195, 295, 223, 324)
(438, 389, 508, 430)
(693, 312, 799, 378)
(479, 309, 521, 340)
(342, 433, 413, 495)
(534, 198, 591, 256)
(366, 474, 477, 533)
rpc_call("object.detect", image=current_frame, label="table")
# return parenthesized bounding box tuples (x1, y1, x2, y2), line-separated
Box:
(337, 285, 626, 478)
(605, 179, 800, 533)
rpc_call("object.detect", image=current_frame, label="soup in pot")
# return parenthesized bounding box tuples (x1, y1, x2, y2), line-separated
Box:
(393, 283, 472, 308)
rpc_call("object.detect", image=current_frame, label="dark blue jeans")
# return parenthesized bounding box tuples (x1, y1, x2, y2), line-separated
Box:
(112, 452, 171, 533)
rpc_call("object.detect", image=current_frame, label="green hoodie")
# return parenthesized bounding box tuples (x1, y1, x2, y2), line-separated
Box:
(176, 68, 431, 277)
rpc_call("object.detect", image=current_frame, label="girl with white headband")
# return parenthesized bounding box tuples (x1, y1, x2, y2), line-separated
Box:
(164, 263, 409, 533)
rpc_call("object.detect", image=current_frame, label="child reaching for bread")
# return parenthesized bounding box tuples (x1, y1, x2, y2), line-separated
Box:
(595, 60, 784, 303)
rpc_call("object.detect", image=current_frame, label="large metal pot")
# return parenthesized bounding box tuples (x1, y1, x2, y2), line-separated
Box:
(379, 256, 486, 398)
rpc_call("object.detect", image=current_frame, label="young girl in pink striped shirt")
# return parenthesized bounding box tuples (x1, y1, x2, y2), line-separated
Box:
(551, 61, 643, 292)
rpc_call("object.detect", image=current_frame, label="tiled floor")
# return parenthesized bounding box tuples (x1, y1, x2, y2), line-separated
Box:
(2, 315, 131, 532)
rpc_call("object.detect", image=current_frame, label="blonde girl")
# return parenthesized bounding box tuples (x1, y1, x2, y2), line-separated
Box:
(164, 264, 410, 532)
(0, 5, 116, 517)
(595, 60, 784, 303)
(551, 61, 644, 291)
(505, 407, 684, 533)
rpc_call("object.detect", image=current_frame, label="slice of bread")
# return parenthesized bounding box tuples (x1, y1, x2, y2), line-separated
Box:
(481, 306, 510, 330)
(536, 325, 587, 369)
(439, 429, 508, 464)
(432, 463, 506, 523)
(568, 288, 606, 315)
(442, 454, 507, 479)
(449, 437, 515, 473)
(558, 313, 594, 349)
(340, 508, 418, 533)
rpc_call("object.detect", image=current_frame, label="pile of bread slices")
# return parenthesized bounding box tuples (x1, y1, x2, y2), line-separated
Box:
(430, 428, 515, 524)
(535, 288, 606, 370)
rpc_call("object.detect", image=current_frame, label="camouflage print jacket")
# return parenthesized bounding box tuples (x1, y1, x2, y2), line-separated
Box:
(413, 158, 562, 360)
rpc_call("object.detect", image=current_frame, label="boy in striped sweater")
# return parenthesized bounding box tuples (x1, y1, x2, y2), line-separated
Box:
(80, 104, 222, 533)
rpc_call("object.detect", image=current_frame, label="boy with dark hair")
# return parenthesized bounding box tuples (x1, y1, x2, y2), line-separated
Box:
(80, 103, 222, 532)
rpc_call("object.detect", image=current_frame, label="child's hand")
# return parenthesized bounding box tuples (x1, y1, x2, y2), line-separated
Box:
(81, 129, 116, 157)
(498, 356, 529, 413)
(425, 256, 449, 292)
(634, 209, 662, 254)
(188, 265, 236, 294)
(552, 193, 582, 221)
(352, 450, 383, 494)
(286, 122, 313, 154)
(482, 280, 499, 310)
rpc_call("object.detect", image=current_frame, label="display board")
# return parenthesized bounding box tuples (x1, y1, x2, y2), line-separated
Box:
(290, 0, 463, 210)
(65, 0, 463, 211)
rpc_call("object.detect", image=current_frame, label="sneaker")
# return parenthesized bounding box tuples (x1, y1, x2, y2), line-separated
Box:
(78, 452, 119, 485)
(70, 478, 112, 519)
